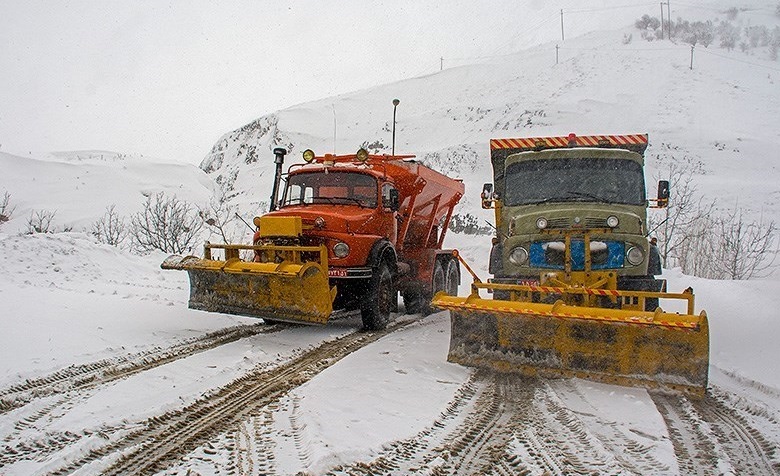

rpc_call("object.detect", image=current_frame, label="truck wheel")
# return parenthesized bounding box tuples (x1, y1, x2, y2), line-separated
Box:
(402, 288, 423, 315)
(444, 258, 459, 296)
(361, 262, 393, 330)
(420, 260, 445, 316)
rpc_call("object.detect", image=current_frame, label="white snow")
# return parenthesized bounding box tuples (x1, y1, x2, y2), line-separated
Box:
(2, 1, 780, 474)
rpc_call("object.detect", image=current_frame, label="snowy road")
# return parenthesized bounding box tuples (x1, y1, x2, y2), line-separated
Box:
(3, 314, 778, 475)
(2, 234, 780, 475)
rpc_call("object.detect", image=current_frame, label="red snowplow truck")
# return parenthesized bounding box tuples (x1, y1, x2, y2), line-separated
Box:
(163, 147, 465, 330)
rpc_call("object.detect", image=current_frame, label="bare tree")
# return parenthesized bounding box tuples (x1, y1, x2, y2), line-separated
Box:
(130, 192, 203, 254)
(26, 210, 56, 234)
(92, 204, 127, 247)
(199, 190, 239, 244)
(711, 208, 777, 279)
(0, 191, 14, 226)
(648, 152, 715, 270)
(717, 21, 741, 51)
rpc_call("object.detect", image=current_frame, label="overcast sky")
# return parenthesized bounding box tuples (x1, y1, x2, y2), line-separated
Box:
(1, 0, 667, 164)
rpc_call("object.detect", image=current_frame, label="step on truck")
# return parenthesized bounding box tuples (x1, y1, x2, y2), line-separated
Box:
(433, 133, 709, 397)
(163, 147, 465, 330)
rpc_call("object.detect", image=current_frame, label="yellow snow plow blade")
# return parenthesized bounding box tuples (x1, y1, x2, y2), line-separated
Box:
(162, 243, 336, 325)
(432, 253, 709, 397)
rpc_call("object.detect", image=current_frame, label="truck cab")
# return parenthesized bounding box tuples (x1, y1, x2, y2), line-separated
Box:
(256, 147, 464, 328)
(485, 134, 669, 304)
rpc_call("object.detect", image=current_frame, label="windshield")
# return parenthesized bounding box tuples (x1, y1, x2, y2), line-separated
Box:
(504, 158, 646, 206)
(282, 171, 378, 208)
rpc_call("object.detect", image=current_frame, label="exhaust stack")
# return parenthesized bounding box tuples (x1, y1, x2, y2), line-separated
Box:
(269, 147, 287, 212)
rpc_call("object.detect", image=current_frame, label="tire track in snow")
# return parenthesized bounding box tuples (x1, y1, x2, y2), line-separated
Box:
(37, 316, 424, 476)
(694, 393, 780, 475)
(0, 322, 281, 414)
(549, 380, 674, 475)
(0, 323, 283, 469)
(652, 391, 779, 475)
(331, 373, 697, 475)
(328, 373, 632, 475)
(325, 371, 512, 476)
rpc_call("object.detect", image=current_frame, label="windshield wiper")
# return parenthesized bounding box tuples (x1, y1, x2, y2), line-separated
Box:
(564, 191, 604, 202)
(311, 197, 372, 208)
(524, 198, 555, 205)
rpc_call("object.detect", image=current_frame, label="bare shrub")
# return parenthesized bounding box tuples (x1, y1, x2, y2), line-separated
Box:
(635, 14, 660, 31)
(26, 209, 57, 234)
(650, 151, 777, 280)
(0, 191, 14, 226)
(710, 209, 777, 279)
(92, 204, 127, 247)
(199, 190, 239, 244)
(649, 152, 714, 270)
(130, 192, 203, 254)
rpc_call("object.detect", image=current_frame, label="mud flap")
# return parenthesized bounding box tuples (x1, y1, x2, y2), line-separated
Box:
(435, 293, 709, 398)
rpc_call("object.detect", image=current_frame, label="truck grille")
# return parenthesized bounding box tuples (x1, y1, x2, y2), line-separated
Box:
(529, 240, 625, 270)
(544, 217, 608, 229)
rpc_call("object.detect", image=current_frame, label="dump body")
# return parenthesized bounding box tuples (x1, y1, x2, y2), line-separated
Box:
(164, 148, 464, 329)
(435, 134, 709, 396)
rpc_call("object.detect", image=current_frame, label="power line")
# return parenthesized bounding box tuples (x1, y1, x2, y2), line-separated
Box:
(566, 2, 658, 13)
(674, 2, 776, 16)
(439, 12, 560, 67)
(696, 47, 780, 72)
(559, 45, 685, 51)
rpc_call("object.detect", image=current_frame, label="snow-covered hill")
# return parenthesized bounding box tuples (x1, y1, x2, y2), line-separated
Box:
(0, 151, 214, 235)
(201, 7, 780, 224)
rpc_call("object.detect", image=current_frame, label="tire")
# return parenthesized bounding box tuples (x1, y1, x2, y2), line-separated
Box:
(444, 258, 459, 296)
(361, 262, 393, 330)
(420, 260, 446, 316)
(402, 287, 424, 315)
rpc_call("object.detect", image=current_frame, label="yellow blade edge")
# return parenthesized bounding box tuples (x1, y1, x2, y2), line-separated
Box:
(434, 294, 709, 398)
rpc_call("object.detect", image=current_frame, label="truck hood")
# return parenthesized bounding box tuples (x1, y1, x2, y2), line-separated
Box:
(267, 205, 378, 235)
(506, 203, 645, 236)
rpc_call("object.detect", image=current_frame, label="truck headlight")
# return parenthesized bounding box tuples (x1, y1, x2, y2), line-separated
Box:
(626, 246, 644, 266)
(333, 242, 350, 258)
(536, 217, 548, 230)
(607, 215, 619, 228)
(508, 247, 529, 265)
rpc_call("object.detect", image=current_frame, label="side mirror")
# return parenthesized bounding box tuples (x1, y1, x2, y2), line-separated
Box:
(481, 183, 494, 209)
(657, 180, 670, 208)
(388, 188, 400, 212)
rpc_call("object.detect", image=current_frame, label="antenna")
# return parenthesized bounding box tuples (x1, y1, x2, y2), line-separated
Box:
(332, 103, 337, 155)
(392, 98, 400, 156)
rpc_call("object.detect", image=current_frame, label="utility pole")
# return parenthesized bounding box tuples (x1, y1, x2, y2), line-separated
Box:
(690, 45, 694, 69)
(560, 9, 565, 41)
(666, 1, 671, 39)
(660, 3, 665, 39)
(440, 57, 443, 71)
(392, 99, 400, 156)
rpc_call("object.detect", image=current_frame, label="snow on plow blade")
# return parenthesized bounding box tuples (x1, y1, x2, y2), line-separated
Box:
(161, 244, 336, 325)
(434, 293, 709, 397)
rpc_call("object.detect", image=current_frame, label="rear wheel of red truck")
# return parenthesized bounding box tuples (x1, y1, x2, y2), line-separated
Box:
(361, 262, 393, 330)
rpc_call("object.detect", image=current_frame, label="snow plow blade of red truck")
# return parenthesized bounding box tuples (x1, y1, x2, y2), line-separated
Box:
(161, 242, 336, 325)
